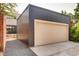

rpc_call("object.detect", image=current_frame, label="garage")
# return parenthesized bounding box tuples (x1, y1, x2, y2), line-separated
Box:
(34, 19, 69, 46)
(17, 4, 70, 46)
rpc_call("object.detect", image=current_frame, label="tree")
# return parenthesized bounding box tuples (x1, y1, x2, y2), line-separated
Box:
(68, 13, 75, 20)
(74, 3, 79, 21)
(70, 3, 79, 42)
(61, 10, 67, 15)
(61, 10, 74, 20)
(0, 3, 17, 19)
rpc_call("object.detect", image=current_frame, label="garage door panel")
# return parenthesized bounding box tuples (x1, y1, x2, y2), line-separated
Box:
(34, 19, 69, 46)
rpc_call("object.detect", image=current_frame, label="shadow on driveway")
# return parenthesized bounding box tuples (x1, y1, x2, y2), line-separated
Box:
(4, 40, 37, 56)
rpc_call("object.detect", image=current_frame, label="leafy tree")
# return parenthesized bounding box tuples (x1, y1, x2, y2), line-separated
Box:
(61, 3, 79, 42)
(61, 10, 75, 20)
(61, 10, 67, 15)
(74, 3, 79, 21)
(0, 3, 17, 19)
(68, 13, 75, 20)
(70, 3, 79, 42)
(70, 21, 79, 42)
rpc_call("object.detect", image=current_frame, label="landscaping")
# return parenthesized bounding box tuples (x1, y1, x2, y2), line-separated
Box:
(70, 21, 79, 42)
(69, 3, 79, 42)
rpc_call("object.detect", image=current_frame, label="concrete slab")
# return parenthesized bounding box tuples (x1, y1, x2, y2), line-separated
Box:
(53, 46, 79, 56)
(30, 41, 79, 56)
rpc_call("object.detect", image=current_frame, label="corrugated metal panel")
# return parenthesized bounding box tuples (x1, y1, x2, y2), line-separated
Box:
(29, 4, 70, 24)
(17, 7, 29, 41)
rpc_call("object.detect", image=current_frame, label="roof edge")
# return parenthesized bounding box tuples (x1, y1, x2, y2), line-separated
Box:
(29, 4, 70, 18)
(17, 4, 30, 20)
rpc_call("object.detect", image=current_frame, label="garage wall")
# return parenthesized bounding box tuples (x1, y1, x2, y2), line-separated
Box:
(17, 7, 29, 41)
(34, 19, 69, 46)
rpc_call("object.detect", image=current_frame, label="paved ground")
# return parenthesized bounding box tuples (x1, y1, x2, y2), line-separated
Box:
(30, 41, 79, 56)
(4, 40, 79, 56)
(4, 40, 36, 56)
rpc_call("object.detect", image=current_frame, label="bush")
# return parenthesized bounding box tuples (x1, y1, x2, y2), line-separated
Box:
(70, 21, 79, 42)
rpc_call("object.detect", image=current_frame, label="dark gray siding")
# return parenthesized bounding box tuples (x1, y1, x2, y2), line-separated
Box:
(17, 7, 29, 42)
(29, 5, 70, 24)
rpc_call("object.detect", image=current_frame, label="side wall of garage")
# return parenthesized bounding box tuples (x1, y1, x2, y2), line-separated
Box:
(17, 6, 29, 42)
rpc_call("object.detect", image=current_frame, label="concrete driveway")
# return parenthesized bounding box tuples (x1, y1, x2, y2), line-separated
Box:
(4, 40, 79, 56)
(30, 41, 79, 56)
(4, 40, 36, 56)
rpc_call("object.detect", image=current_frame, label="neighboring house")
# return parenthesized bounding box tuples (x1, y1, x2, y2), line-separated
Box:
(6, 16, 17, 34)
(0, 15, 17, 51)
(17, 4, 70, 46)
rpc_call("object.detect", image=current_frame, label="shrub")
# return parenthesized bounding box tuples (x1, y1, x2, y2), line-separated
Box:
(70, 21, 79, 42)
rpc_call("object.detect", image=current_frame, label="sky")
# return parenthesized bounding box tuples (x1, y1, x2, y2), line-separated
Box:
(16, 3, 77, 15)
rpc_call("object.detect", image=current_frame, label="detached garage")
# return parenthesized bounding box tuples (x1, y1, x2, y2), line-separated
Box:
(17, 4, 70, 46)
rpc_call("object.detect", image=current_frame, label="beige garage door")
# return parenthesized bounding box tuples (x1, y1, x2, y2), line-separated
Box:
(34, 19, 69, 46)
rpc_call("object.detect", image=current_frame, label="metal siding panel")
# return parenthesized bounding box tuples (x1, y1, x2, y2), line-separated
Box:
(28, 6, 34, 46)
(17, 7, 29, 42)
(30, 5, 70, 24)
